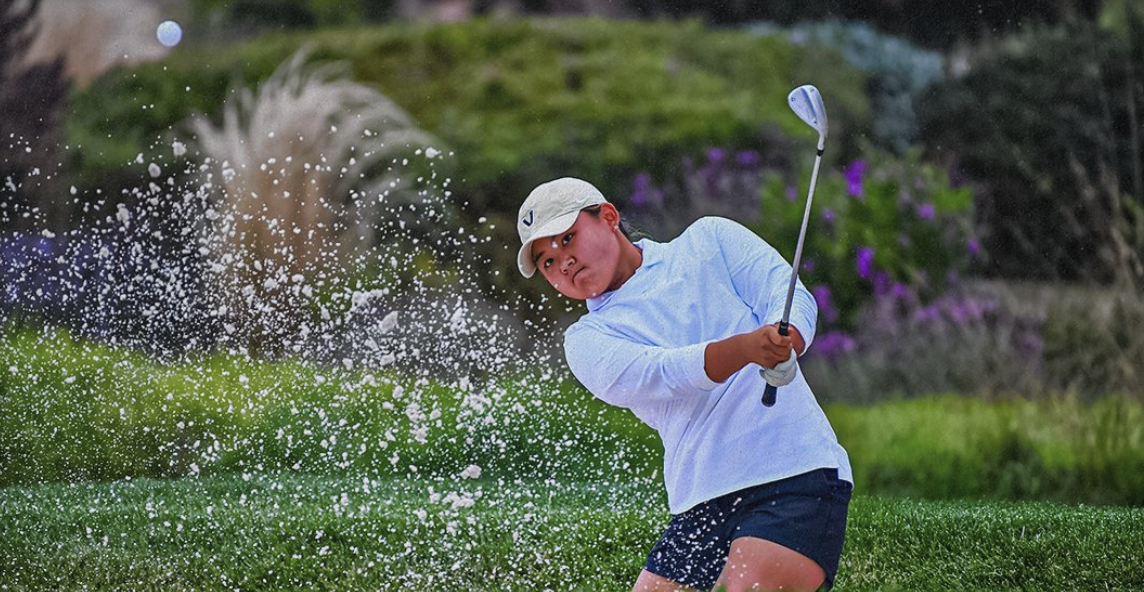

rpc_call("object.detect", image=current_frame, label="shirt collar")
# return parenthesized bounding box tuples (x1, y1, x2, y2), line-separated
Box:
(586, 238, 660, 311)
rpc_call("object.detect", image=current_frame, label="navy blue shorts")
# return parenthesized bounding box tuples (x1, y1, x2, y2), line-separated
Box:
(645, 468, 852, 591)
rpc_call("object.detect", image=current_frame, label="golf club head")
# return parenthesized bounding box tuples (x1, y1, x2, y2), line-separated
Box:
(788, 85, 828, 148)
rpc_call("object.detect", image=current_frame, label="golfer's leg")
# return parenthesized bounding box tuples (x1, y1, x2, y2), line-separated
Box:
(713, 537, 825, 592)
(632, 569, 704, 592)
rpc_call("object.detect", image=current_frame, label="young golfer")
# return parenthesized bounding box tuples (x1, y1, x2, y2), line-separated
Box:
(517, 178, 853, 592)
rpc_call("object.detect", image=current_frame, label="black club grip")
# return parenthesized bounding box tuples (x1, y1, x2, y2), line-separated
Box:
(761, 321, 790, 407)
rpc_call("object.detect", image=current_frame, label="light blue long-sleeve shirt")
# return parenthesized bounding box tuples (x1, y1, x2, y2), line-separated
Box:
(564, 216, 852, 514)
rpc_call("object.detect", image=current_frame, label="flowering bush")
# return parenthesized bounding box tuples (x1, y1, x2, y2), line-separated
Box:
(803, 281, 1144, 401)
(624, 143, 1144, 400)
(752, 149, 979, 337)
(628, 145, 978, 340)
(625, 129, 795, 239)
(802, 283, 1047, 401)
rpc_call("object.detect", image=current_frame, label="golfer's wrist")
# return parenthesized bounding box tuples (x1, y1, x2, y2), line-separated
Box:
(703, 334, 753, 383)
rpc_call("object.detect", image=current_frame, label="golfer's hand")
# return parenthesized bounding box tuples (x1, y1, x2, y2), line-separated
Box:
(703, 324, 807, 383)
(753, 324, 791, 368)
(754, 324, 806, 368)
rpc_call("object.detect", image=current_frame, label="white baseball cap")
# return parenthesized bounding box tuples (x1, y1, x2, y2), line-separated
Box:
(517, 177, 609, 278)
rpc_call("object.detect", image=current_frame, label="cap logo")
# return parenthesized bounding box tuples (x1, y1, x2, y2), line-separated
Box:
(522, 210, 534, 227)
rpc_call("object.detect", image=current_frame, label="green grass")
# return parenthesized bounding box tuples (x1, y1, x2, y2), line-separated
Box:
(4, 327, 1144, 588)
(0, 326, 658, 488)
(829, 395, 1144, 506)
(5, 326, 1144, 505)
(2, 472, 1142, 591)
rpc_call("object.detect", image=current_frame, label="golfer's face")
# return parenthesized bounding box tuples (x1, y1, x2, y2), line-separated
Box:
(531, 210, 620, 300)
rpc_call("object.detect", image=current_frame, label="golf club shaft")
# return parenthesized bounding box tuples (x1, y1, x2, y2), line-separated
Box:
(762, 147, 823, 407)
(782, 147, 823, 324)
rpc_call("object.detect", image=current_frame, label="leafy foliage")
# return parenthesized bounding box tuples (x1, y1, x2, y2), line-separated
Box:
(918, 20, 1144, 287)
(614, 147, 975, 338)
(67, 18, 866, 209)
(187, 0, 395, 34)
(62, 17, 869, 319)
(754, 149, 977, 331)
(751, 19, 945, 154)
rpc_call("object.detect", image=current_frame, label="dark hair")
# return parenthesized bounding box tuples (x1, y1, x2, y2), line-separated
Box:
(582, 204, 646, 241)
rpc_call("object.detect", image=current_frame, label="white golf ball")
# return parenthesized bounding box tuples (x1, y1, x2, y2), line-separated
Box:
(156, 20, 183, 47)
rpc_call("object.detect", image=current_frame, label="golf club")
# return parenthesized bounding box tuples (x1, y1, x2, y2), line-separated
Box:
(761, 84, 828, 407)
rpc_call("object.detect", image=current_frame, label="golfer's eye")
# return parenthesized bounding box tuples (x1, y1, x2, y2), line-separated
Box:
(562, 233, 573, 245)
(542, 257, 554, 270)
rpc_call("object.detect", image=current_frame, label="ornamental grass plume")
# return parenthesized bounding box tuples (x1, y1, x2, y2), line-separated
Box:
(20, 0, 169, 86)
(188, 49, 434, 352)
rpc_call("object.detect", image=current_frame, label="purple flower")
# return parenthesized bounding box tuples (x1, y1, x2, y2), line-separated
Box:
(801, 258, 815, 273)
(631, 173, 654, 207)
(786, 186, 799, 201)
(706, 147, 726, 164)
(812, 285, 838, 324)
(1017, 329, 1045, 356)
(631, 173, 665, 209)
(844, 159, 866, 198)
(873, 271, 891, 295)
(916, 203, 935, 220)
(813, 331, 856, 359)
(856, 246, 874, 280)
(915, 305, 940, 322)
(701, 164, 720, 198)
(736, 150, 761, 168)
(811, 284, 831, 304)
(822, 208, 835, 223)
(967, 239, 980, 257)
(891, 282, 909, 299)
(962, 298, 986, 322)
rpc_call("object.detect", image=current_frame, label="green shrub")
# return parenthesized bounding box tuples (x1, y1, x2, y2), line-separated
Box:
(65, 17, 868, 212)
(187, 0, 393, 34)
(62, 17, 870, 325)
(620, 142, 974, 336)
(918, 20, 1144, 287)
(750, 19, 944, 154)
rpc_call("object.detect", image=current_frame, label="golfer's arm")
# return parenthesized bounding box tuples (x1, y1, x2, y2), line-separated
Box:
(704, 326, 806, 383)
